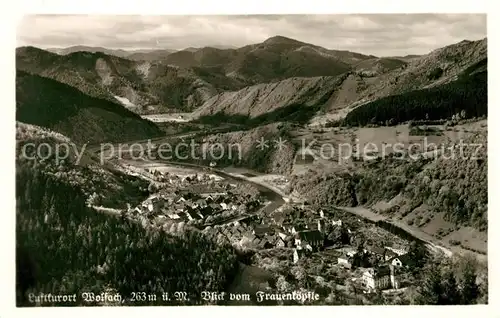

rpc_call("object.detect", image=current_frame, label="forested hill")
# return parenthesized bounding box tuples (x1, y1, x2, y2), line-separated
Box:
(288, 131, 487, 232)
(16, 70, 163, 144)
(16, 162, 239, 306)
(343, 58, 487, 126)
(16, 122, 152, 209)
(16, 121, 241, 305)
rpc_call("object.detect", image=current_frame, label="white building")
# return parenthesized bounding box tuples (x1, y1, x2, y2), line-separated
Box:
(363, 265, 400, 291)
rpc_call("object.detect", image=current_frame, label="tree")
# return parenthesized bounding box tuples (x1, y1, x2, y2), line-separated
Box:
(460, 261, 479, 304)
(416, 265, 442, 304)
(441, 270, 460, 304)
(147, 182, 158, 193)
(326, 225, 349, 247)
(407, 241, 428, 269)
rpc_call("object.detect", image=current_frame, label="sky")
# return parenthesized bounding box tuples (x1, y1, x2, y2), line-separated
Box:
(16, 14, 487, 56)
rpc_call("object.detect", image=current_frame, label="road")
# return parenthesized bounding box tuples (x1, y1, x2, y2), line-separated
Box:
(335, 206, 486, 262)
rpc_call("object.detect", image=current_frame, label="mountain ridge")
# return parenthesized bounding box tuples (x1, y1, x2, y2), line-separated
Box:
(16, 69, 163, 144)
(194, 38, 487, 123)
(17, 36, 486, 118)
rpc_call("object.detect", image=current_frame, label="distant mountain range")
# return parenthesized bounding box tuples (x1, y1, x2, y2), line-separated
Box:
(16, 35, 487, 142)
(46, 44, 236, 60)
(194, 37, 487, 120)
(17, 35, 414, 114)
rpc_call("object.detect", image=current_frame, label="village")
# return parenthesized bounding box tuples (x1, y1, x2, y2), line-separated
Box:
(201, 200, 421, 295)
(121, 167, 266, 229)
(116, 162, 421, 296)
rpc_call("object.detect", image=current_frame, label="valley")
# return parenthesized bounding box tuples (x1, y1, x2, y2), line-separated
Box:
(15, 32, 488, 306)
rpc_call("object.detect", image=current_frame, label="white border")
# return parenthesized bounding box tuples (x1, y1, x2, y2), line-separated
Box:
(2, 1, 497, 318)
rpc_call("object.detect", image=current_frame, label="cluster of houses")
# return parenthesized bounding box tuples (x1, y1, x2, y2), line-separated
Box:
(126, 189, 261, 226)
(265, 206, 415, 292)
(203, 211, 342, 251)
(208, 220, 293, 249)
(147, 169, 219, 185)
(215, 206, 345, 254)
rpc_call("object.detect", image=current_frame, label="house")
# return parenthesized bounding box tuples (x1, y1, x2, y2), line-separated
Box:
(369, 246, 386, 261)
(337, 253, 353, 268)
(221, 227, 231, 237)
(204, 195, 215, 203)
(344, 248, 358, 257)
(385, 246, 407, 256)
(252, 237, 262, 247)
(277, 232, 288, 240)
(267, 234, 277, 244)
(227, 226, 238, 237)
(236, 226, 245, 236)
(391, 254, 415, 268)
(363, 265, 399, 291)
(173, 203, 184, 212)
(209, 203, 220, 210)
(293, 248, 311, 264)
(275, 236, 286, 248)
(384, 248, 399, 261)
(184, 211, 195, 221)
(220, 202, 229, 210)
(155, 215, 168, 225)
(363, 266, 392, 290)
(252, 237, 272, 249)
(282, 223, 294, 233)
(184, 201, 195, 209)
(294, 230, 323, 251)
(145, 203, 153, 212)
(332, 219, 342, 226)
(338, 248, 358, 266)
(243, 232, 256, 243)
(195, 199, 208, 208)
(166, 213, 180, 220)
(174, 195, 186, 203)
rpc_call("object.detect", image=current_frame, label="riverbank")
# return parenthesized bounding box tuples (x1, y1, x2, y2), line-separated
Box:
(335, 206, 486, 263)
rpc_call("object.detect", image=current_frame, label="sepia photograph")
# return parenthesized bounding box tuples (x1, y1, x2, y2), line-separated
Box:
(13, 12, 488, 308)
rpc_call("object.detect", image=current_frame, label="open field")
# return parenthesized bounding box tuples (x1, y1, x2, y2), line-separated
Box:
(289, 120, 487, 175)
